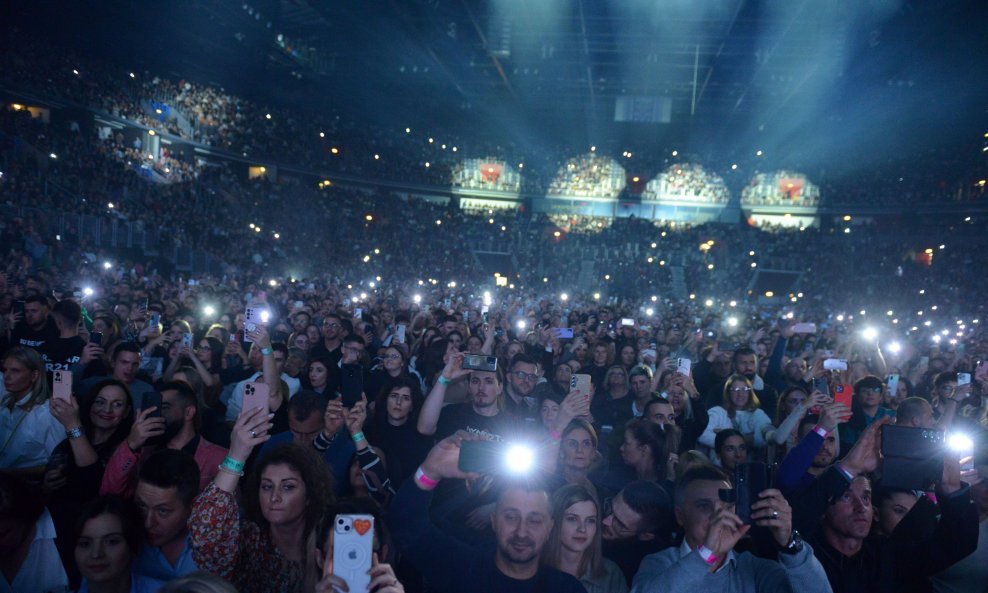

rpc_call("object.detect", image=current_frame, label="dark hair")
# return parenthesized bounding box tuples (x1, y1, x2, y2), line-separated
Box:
(853, 375, 884, 396)
(80, 379, 135, 447)
(642, 397, 674, 419)
(373, 374, 424, 429)
(92, 313, 122, 345)
(618, 481, 671, 534)
(113, 341, 142, 361)
(200, 336, 224, 373)
(628, 364, 653, 380)
(271, 342, 289, 358)
(932, 372, 959, 391)
(732, 347, 757, 365)
(418, 338, 451, 386)
(0, 474, 46, 529)
(714, 428, 745, 455)
(157, 380, 201, 430)
(137, 449, 201, 508)
(342, 334, 365, 348)
(896, 397, 932, 426)
(288, 390, 328, 422)
(24, 293, 48, 307)
(74, 496, 144, 558)
(510, 352, 540, 371)
(53, 299, 82, 325)
(244, 444, 335, 537)
(624, 418, 673, 480)
(674, 465, 731, 508)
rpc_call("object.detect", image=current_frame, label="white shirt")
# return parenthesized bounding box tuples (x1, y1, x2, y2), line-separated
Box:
(0, 395, 64, 469)
(225, 371, 300, 422)
(698, 406, 775, 454)
(0, 509, 69, 593)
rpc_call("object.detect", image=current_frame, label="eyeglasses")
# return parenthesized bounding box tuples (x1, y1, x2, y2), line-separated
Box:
(729, 386, 751, 393)
(382, 354, 402, 361)
(323, 321, 341, 329)
(512, 370, 540, 382)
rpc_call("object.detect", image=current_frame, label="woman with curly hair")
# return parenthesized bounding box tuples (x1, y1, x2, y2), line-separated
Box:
(188, 401, 335, 593)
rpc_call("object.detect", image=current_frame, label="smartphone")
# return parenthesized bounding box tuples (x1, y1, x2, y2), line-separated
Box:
(354, 308, 363, 320)
(52, 370, 73, 402)
(720, 462, 770, 524)
(886, 374, 900, 398)
(957, 373, 971, 386)
(13, 300, 25, 316)
(182, 332, 194, 348)
(463, 355, 498, 373)
(823, 358, 848, 371)
(340, 364, 363, 407)
(881, 425, 945, 491)
(243, 382, 271, 413)
(552, 328, 575, 339)
(89, 331, 103, 345)
(244, 307, 262, 342)
(149, 313, 161, 329)
(792, 322, 817, 334)
(395, 324, 406, 344)
(812, 376, 830, 397)
(676, 357, 692, 376)
(833, 383, 853, 409)
(571, 374, 592, 402)
(620, 318, 635, 327)
(718, 342, 741, 351)
(230, 333, 239, 343)
(143, 390, 163, 418)
(331, 514, 374, 593)
(458, 440, 505, 473)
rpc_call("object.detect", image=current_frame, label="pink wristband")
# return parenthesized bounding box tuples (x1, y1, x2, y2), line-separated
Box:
(414, 467, 439, 490)
(813, 426, 829, 438)
(697, 545, 718, 565)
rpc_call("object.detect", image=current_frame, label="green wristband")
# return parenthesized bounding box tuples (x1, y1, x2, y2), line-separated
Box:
(351, 432, 366, 443)
(221, 455, 246, 473)
(438, 376, 451, 386)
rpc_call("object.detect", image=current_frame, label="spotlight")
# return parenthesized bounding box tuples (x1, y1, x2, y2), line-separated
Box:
(861, 327, 878, 341)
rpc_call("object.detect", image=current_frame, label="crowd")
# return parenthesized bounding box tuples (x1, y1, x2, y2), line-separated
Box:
(740, 171, 821, 207)
(2, 29, 988, 593)
(548, 155, 628, 200)
(450, 159, 523, 194)
(642, 164, 731, 205)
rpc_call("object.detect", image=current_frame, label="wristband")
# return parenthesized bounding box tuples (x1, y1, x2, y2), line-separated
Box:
(548, 429, 562, 442)
(437, 376, 451, 386)
(260, 347, 274, 356)
(221, 455, 246, 473)
(697, 545, 718, 566)
(217, 464, 244, 477)
(812, 426, 829, 438)
(66, 426, 84, 439)
(351, 432, 366, 443)
(414, 467, 439, 490)
(835, 463, 855, 482)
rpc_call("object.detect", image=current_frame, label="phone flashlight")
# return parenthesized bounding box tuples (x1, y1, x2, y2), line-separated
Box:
(82, 286, 94, 297)
(260, 310, 271, 323)
(504, 444, 536, 475)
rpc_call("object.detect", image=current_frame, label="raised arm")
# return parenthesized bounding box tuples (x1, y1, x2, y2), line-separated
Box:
(417, 351, 471, 436)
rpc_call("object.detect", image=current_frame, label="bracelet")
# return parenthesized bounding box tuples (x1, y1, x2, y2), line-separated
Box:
(437, 376, 451, 386)
(66, 426, 83, 439)
(812, 426, 829, 438)
(548, 429, 562, 442)
(221, 455, 246, 473)
(351, 432, 366, 443)
(260, 347, 273, 356)
(697, 545, 718, 565)
(217, 464, 244, 477)
(414, 467, 439, 490)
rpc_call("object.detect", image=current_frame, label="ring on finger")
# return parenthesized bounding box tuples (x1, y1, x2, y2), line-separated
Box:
(250, 430, 257, 437)
(771, 510, 780, 519)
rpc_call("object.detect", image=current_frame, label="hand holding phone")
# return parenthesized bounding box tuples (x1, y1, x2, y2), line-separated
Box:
(52, 370, 73, 402)
(823, 358, 848, 371)
(243, 382, 271, 413)
(331, 514, 374, 593)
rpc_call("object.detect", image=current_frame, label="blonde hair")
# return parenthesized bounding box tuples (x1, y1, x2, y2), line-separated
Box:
(1, 347, 49, 411)
(722, 374, 760, 412)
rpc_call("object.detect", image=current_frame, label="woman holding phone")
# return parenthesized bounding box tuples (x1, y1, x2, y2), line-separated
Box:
(542, 484, 627, 593)
(188, 412, 334, 593)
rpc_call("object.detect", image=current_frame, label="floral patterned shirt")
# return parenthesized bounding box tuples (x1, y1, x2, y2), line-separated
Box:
(189, 483, 303, 593)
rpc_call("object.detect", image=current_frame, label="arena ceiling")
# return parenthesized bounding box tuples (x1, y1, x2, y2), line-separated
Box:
(7, 0, 988, 165)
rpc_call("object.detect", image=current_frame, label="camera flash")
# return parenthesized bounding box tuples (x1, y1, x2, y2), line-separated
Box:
(504, 444, 535, 475)
(83, 287, 94, 297)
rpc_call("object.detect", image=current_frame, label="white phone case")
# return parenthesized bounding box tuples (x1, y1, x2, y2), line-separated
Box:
(332, 514, 374, 593)
(677, 358, 692, 376)
(53, 370, 73, 401)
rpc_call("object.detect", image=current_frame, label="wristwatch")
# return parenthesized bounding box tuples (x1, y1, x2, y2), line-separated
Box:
(66, 426, 84, 439)
(778, 530, 804, 555)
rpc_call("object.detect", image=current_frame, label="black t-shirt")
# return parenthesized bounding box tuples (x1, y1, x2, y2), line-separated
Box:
(489, 567, 585, 593)
(11, 317, 59, 351)
(41, 336, 85, 374)
(435, 403, 517, 442)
